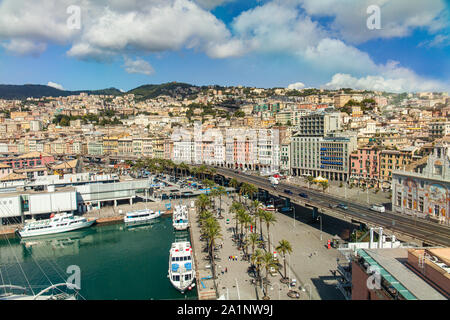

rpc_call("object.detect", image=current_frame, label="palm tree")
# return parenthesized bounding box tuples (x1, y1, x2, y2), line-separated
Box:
(237, 209, 248, 248)
(256, 208, 266, 237)
(198, 164, 208, 180)
(251, 200, 262, 215)
(262, 212, 277, 252)
(195, 194, 211, 215)
(244, 184, 258, 202)
(199, 210, 214, 227)
(215, 186, 227, 217)
(276, 239, 293, 280)
(261, 252, 278, 299)
(179, 162, 189, 178)
(230, 201, 244, 237)
(204, 217, 222, 280)
(229, 178, 239, 199)
(251, 249, 264, 287)
(238, 182, 249, 204)
(208, 167, 217, 179)
(248, 233, 261, 259)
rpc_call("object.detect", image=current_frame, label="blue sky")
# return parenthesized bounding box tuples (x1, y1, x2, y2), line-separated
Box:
(0, 0, 449, 92)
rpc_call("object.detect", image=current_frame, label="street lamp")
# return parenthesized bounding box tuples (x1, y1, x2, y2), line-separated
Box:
(318, 215, 323, 241)
(293, 205, 296, 228)
(366, 187, 369, 204)
(288, 254, 291, 286)
(301, 283, 312, 300)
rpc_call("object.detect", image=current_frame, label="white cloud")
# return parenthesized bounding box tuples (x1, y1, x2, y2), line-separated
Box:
(324, 73, 448, 93)
(47, 81, 64, 90)
(67, 0, 232, 61)
(287, 82, 305, 90)
(418, 34, 450, 48)
(195, 0, 236, 10)
(297, 0, 449, 44)
(1, 39, 46, 56)
(123, 57, 154, 75)
(0, 0, 232, 59)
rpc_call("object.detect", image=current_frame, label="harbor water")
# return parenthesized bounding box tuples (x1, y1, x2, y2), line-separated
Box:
(0, 217, 198, 300)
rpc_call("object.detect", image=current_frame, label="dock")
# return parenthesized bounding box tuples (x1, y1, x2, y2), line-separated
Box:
(188, 206, 218, 300)
(0, 227, 16, 238)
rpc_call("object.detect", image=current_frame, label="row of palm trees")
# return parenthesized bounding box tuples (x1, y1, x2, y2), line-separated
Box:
(227, 181, 294, 299)
(128, 158, 218, 181)
(195, 192, 222, 284)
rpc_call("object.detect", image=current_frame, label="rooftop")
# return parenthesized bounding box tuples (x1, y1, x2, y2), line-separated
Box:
(361, 248, 446, 300)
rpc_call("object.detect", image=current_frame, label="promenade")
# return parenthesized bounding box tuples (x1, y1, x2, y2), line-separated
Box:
(189, 193, 345, 300)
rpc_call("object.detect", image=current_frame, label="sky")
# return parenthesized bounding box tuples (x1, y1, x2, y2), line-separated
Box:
(0, 0, 449, 92)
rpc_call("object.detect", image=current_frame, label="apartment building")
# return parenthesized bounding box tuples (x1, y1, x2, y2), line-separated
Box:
(380, 148, 420, 187)
(296, 110, 341, 136)
(429, 120, 450, 139)
(350, 146, 381, 186)
(391, 141, 449, 223)
(291, 134, 357, 181)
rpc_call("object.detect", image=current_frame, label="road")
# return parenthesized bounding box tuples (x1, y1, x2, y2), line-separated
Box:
(212, 167, 450, 247)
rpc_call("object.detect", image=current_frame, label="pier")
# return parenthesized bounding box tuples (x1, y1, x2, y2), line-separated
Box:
(188, 205, 217, 300)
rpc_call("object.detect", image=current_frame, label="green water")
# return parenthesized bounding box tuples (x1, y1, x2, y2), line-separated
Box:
(0, 217, 198, 300)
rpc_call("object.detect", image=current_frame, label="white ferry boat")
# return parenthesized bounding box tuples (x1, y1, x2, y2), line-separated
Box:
(173, 205, 189, 231)
(168, 241, 195, 293)
(124, 209, 163, 224)
(17, 213, 96, 238)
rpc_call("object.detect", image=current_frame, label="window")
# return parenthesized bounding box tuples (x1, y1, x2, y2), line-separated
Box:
(418, 197, 424, 212)
(407, 194, 412, 209)
(434, 205, 440, 217)
(397, 192, 402, 206)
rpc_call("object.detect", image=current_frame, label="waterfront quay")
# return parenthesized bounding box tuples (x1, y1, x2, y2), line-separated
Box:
(189, 192, 344, 300)
(0, 198, 174, 238)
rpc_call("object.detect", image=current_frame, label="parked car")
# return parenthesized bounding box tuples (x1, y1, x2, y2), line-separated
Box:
(298, 192, 308, 198)
(370, 204, 385, 213)
(284, 189, 293, 195)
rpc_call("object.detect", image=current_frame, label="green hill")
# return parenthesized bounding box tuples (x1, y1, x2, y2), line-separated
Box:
(0, 84, 123, 100)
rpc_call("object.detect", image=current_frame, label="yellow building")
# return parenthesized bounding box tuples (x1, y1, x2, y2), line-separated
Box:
(380, 149, 419, 185)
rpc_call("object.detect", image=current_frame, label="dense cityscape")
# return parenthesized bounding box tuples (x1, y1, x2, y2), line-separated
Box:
(0, 83, 448, 301)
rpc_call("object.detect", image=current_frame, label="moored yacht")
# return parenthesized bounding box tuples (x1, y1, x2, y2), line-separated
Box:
(124, 208, 163, 224)
(168, 241, 195, 293)
(173, 205, 189, 231)
(17, 213, 96, 238)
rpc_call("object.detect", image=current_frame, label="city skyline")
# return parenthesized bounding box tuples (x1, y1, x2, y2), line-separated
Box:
(0, 0, 449, 92)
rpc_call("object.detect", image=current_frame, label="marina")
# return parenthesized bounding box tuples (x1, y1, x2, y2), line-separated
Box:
(0, 216, 198, 300)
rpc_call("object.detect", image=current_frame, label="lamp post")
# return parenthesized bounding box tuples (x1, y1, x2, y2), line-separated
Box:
(288, 254, 291, 286)
(301, 283, 312, 300)
(293, 205, 296, 228)
(318, 215, 323, 241)
(367, 187, 369, 204)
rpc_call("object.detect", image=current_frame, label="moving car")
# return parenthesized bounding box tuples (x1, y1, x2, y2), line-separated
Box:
(336, 203, 348, 210)
(370, 204, 385, 213)
(284, 189, 293, 195)
(298, 192, 308, 199)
